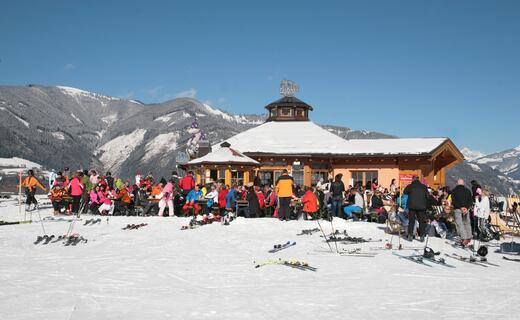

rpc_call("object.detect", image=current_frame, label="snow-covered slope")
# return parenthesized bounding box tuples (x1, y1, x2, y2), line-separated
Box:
(1, 204, 519, 320)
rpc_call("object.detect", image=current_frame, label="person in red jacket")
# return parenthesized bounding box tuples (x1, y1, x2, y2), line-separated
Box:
(301, 186, 318, 220)
(218, 185, 229, 215)
(179, 171, 195, 198)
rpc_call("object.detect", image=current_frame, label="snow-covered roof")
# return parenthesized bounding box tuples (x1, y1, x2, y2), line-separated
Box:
(187, 146, 260, 165)
(212, 121, 449, 156)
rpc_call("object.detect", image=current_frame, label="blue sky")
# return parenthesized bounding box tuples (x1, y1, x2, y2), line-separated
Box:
(1, 0, 519, 154)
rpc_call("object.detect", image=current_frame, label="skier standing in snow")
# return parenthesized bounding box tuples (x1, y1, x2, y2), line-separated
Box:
(403, 176, 429, 241)
(68, 171, 85, 215)
(451, 179, 474, 246)
(158, 178, 175, 217)
(22, 169, 47, 211)
(275, 169, 294, 221)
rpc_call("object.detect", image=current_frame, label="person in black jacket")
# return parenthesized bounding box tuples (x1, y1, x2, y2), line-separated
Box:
(451, 179, 473, 245)
(105, 172, 114, 190)
(246, 185, 261, 218)
(403, 176, 429, 241)
(330, 174, 345, 218)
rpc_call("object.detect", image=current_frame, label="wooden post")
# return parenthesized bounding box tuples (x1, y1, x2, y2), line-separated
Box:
(304, 164, 311, 187)
(225, 168, 231, 186)
(243, 170, 250, 185)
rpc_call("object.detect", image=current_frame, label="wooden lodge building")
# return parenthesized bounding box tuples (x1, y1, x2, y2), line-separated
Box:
(186, 88, 464, 190)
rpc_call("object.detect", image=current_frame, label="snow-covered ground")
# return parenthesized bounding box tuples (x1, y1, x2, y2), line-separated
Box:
(1, 199, 519, 320)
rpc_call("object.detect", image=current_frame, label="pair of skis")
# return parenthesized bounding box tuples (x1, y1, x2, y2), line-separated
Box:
(34, 235, 55, 245)
(122, 223, 148, 230)
(83, 218, 101, 226)
(0, 220, 32, 226)
(254, 258, 317, 271)
(268, 241, 296, 253)
(296, 228, 320, 236)
(503, 256, 520, 262)
(64, 234, 88, 246)
(444, 253, 499, 267)
(325, 236, 380, 244)
(33, 234, 88, 246)
(313, 247, 377, 257)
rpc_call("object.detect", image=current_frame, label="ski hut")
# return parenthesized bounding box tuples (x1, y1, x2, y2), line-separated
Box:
(188, 81, 464, 189)
(186, 142, 260, 186)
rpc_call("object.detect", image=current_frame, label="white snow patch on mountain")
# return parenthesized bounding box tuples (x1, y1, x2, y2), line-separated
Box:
(13, 114, 29, 127)
(502, 162, 519, 174)
(96, 129, 147, 173)
(102, 114, 118, 125)
(467, 163, 482, 172)
(0, 157, 42, 175)
(0, 106, 6, 111)
(203, 103, 259, 124)
(57, 86, 120, 102)
(141, 132, 179, 163)
(461, 147, 486, 161)
(129, 100, 143, 105)
(195, 113, 207, 117)
(70, 113, 83, 124)
(155, 111, 191, 124)
(51, 132, 65, 140)
(0, 157, 41, 169)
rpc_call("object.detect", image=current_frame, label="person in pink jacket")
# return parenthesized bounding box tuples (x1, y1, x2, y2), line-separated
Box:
(158, 179, 175, 217)
(89, 185, 101, 212)
(97, 185, 113, 215)
(68, 171, 84, 215)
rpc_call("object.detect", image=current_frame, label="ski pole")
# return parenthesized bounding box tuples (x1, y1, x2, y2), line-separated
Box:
(316, 217, 334, 253)
(36, 207, 47, 236)
(330, 216, 339, 253)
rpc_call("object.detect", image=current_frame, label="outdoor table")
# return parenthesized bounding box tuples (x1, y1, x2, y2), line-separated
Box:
(235, 200, 249, 217)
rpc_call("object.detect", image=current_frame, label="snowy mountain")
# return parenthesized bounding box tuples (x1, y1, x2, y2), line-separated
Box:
(474, 145, 520, 180)
(447, 146, 520, 195)
(0, 85, 391, 182)
(460, 147, 486, 161)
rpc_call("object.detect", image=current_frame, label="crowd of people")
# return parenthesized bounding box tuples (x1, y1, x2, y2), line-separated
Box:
(19, 166, 504, 245)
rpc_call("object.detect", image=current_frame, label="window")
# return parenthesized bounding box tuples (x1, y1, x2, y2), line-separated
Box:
(280, 108, 292, 117)
(273, 170, 283, 184)
(258, 171, 273, 186)
(311, 170, 328, 185)
(292, 171, 304, 187)
(209, 170, 218, 182)
(350, 171, 378, 189)
(295, 108, 305, 117)
(218, 169, 226, 183)
(270, 109, 277, 118)
(231, 171, 244, 186)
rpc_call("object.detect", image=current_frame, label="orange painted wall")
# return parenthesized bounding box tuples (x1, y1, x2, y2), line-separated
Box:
(332, 165, 399, 190)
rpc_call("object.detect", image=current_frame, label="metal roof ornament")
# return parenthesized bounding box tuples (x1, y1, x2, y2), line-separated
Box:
(280, 79, 299, 97)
